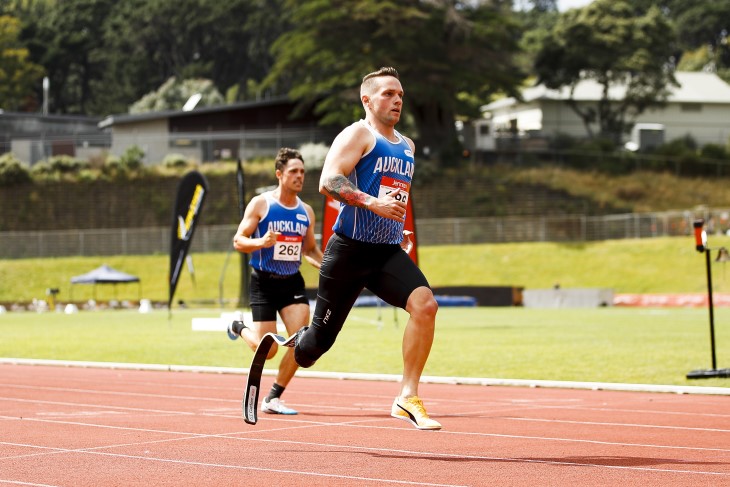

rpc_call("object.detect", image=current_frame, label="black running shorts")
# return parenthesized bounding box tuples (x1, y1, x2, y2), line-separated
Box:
(313, 232, 430, 326)
(294, 233, 431, 367)
(249, 269, 309, 322)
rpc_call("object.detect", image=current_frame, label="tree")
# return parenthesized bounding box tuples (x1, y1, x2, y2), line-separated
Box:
(129, 77, 224, 113)
(0, 14, 44, 111)
(97, 0, 286, 115)
(232, 0, 288, 100)
(626, 1, 730, 82)
(673, 1, 730, 81)
(534, 0, 678, 143)
(520, 0, 558, 13)
(4, 0, 295, 115)
(265, 0, 524, 165)
(515, 0, 560, 76)
(24, 0, 114, 114)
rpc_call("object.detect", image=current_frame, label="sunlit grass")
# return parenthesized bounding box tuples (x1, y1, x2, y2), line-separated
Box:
(506, 166, 730, 212)
(3, 236, 730, 305)
(1, 307, 728, 388)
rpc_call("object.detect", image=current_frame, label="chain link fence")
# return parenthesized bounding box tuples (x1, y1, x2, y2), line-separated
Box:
(1, 208, 724, 259)
(417, 211, 705, 245)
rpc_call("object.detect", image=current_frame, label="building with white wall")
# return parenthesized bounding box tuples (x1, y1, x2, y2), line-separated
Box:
(478, 72, 730, 150)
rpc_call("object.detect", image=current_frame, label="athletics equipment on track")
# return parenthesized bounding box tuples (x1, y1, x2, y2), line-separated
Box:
(243, 332, 296, 424)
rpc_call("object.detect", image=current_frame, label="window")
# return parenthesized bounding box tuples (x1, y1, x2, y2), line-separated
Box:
(681, 103, 702, 112)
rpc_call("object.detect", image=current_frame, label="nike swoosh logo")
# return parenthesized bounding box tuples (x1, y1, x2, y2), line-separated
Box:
(294, 295, 305, 299)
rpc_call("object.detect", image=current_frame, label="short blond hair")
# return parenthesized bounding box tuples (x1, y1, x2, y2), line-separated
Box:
(360, 67, 399, 97)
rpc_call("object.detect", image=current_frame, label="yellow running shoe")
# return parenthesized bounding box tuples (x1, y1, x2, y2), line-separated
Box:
(391, 396, 442, 430)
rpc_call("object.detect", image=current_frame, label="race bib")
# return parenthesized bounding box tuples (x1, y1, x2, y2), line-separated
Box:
(378, 176, 410, 205)
(274, 235, 302, 261)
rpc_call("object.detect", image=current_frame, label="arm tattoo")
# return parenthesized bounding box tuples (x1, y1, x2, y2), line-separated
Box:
(322, 174, 369, 209)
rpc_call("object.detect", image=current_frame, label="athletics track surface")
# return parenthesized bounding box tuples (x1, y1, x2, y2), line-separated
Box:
(1, 363, 728, 486)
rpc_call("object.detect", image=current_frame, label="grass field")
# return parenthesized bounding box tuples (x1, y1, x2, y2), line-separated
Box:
(1, 306, 728, 387)
(3, 235, 730, 305)
(2, 236, 730, 388)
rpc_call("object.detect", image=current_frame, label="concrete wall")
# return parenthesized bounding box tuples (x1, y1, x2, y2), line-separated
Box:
(538, 100, 730, 145)
(110, 120, 169, 164)
(523, 288, 614, 308)
(641, 102, 730, 145)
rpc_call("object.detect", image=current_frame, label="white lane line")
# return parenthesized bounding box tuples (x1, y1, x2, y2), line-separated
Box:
(2, 381, 728, 422)
(2, 412, 730, 460)
(0, 439, 465, 487)
(2, 358, 729, 395)
(1, 428, 728, 480)
(2, 394, 730, 454)
(0, 479, 60, 487)
(0, 383, 226, 403)
(506, 416, 730, 433)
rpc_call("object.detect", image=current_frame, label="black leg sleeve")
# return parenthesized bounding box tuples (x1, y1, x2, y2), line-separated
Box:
(294, 270, 363, 368)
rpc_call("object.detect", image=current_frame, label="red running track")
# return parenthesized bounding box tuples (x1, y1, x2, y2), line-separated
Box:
(0, 363, 728, 486)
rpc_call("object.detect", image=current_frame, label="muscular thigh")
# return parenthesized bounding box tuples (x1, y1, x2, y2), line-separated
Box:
(366, 249, 430, 309)
(316, 234, 429, 320)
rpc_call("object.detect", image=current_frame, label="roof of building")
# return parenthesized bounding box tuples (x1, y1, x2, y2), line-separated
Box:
(482, 72, 730, 112)
(0, 111, 101, 122)
(0, 111, 103, 137)
(98, 96, 291, 129)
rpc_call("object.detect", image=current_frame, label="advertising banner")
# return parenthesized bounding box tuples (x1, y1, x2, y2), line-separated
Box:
(168, 171, 208, 309)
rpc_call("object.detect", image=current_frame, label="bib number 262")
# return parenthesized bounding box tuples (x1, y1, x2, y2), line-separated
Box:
(274, 235, 302, 262)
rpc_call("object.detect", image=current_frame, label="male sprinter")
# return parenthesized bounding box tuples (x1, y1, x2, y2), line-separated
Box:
(291, 67, 442, 430)
(227, 147, 322, 415)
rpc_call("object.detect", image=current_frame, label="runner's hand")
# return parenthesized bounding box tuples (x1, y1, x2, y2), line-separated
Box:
(401, 230, 414, 254)
(368, 188, 406, 221)
(260, 231, 281, 248)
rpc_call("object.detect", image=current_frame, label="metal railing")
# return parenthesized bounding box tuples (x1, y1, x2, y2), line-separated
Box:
(1, 208, 724, 259)
(5, 127, 339, 166)
(417, 211, 703, 245)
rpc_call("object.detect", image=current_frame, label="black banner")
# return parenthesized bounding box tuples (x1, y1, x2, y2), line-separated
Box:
(168, 170, 208, 310)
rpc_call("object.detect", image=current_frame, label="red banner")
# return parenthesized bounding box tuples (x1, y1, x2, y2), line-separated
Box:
(614, 293, 730, 307)
(321, 194, 418, 265)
